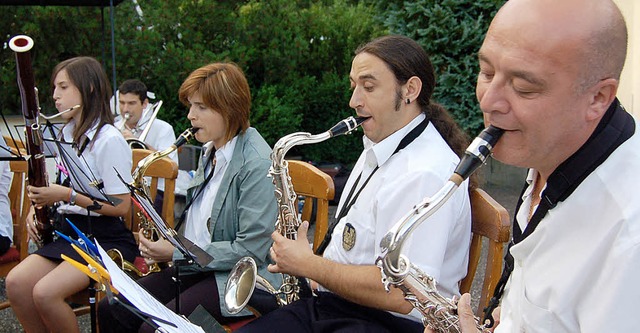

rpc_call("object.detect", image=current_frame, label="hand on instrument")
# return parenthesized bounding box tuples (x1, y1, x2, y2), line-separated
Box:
(27, 183, 69, 208)
(120, 128, 136, 139)
(138, 230, 174, 264)
(423, 293, 497, 333)
(25, 206, 41, 243)
(268, 221, 314, 277)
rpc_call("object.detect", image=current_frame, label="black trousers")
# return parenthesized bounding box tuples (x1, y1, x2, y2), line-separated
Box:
(237, 292, 423, 333)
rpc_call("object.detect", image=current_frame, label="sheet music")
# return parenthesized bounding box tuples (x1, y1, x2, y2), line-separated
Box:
(41, 122, 63, 158)
(96, 241, 205, 333)
(131, 191, 214, 267)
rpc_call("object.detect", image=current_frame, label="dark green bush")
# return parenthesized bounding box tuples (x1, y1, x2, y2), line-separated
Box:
(380, 0, 503, 136)
(0, 0, 501, 165)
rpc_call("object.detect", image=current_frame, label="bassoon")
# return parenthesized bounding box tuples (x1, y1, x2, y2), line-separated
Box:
(9, 35, 54, 246)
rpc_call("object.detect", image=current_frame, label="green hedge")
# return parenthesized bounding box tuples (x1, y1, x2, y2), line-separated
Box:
(0, 0, 502, 165)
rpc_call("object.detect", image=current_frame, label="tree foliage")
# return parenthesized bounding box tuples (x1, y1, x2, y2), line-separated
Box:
(0, 0, 501, 164)
(379, 0, 503, 136)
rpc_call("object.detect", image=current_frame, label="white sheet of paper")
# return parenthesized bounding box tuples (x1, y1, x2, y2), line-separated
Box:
(96, 241, 205, 333)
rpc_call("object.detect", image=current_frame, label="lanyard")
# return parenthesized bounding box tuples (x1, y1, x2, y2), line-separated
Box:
(175, 155, 216, 232)
(315, 117, 429, 255)
(482, 99, 635, 327)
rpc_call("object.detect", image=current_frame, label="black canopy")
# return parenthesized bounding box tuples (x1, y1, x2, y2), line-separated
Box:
(0, 1, 123, 6)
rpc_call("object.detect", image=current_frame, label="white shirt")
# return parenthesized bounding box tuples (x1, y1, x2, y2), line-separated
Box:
(184, 137, 237, 248)
(56, 120, 133, 216)
(322, 114, 472, 321)
(496, 119, 640, 333)
(0, 137, 13, 241)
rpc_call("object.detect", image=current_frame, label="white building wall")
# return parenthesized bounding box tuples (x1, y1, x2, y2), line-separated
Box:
(615, 0, 638, 117)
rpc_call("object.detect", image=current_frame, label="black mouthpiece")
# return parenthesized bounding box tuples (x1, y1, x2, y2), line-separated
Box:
(174, 127, 199, 147)
(453, 125, 504, 182)
(328, 116, 368, 137)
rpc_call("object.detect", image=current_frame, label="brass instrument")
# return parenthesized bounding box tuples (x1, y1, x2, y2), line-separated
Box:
(118, 112, 131, 131)
(375, 126, 503, 333)
(9, 34, 54, 246)
(224, 116, 368, 314)
(124, 100, 163, 149)
(108, 127, 198, 277)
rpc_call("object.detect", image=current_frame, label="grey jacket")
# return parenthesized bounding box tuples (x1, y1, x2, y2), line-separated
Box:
(175, 127, 279, 317)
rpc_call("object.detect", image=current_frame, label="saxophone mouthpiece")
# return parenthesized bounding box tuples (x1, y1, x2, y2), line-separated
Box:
(328, 116, 369, 137)
(174, 127, 199, 148)
(451, 125, 504, 184)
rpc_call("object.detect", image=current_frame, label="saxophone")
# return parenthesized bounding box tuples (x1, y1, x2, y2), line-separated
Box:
(224, 116, 368, 314)
(108, 127, 198, 277)
(375, 126, 503, 333)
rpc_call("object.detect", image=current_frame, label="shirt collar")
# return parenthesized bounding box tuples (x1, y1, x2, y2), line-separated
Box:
(61, 119, 98, 143)
(202, 135, 238, 165)
(361, 113, 426, 168)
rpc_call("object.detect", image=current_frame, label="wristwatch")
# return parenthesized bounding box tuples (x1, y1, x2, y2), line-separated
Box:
(69, 189, 78, 205)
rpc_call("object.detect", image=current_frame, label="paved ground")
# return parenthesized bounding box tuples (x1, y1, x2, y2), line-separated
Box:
(0, 180, 521, 332)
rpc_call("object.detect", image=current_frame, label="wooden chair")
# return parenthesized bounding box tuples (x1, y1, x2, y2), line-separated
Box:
(224, 160, 335, 332)
(287, 160, 335, 252)
(126, 148, 179, 232)
(459, 188, 511, 317)
(0, 158, 30, 310)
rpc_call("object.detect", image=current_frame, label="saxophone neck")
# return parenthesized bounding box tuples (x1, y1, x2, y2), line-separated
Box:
(379, 181, 459, 276)
(132, 127, 197, 186)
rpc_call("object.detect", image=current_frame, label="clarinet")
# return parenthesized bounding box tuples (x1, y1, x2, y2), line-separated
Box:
(9, 35, 54, 246)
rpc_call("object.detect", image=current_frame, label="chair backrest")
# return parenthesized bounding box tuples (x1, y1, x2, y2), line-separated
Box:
(2, 135, 25, 153)
(127, 148, 179, 233)
(459, 187, 511, 317)
(0, 158, 29, 275)
(286, 160, 335, 253)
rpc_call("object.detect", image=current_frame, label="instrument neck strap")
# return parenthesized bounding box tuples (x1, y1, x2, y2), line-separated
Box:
(483, 98, 635, 326)
(175, 154, 216, 232)
(315, 116, 430, 255)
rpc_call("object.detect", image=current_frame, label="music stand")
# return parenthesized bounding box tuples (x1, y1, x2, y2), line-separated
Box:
(60, 223, 201, 333)
(96, 240, 207, 333)
(115, 170, 214, 313)
(0, 135, 23, 161)
(45, 134, 121, 333)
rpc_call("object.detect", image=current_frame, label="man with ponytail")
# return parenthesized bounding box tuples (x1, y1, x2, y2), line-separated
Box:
(239, 34, 473, 333)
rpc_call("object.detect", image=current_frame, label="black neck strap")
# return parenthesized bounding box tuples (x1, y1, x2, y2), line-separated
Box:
(483, 99, 635, 326)
(174, 154, 216, 232)
(315, 117, 430, 255)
